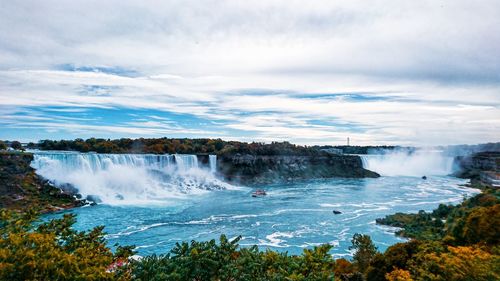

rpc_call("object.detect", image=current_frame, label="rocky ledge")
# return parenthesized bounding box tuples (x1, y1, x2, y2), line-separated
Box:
(0, 152, 84, 212)
(454, 151, 500, 187)
(215, 154, 379, 185)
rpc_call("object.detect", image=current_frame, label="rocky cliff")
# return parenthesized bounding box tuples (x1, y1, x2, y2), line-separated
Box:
(454, 151, 500, 187)
(213, 154, 379, 184)
(0, 152, 83, 212)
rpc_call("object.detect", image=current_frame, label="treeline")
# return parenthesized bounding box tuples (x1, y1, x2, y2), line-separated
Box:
(1, 186, 498, 280)
(33, 138, 323, 156)
(0, 140, 23, 151)
(30, 137, 408, 156)
(316, 145, 409, 155)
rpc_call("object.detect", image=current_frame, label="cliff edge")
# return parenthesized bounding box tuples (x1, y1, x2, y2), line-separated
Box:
(454, 151, 500, 187)
(216, 154, 379, 184)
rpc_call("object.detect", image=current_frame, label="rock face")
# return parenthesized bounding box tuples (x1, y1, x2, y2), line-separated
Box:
(217, 154, 379, 184)
(454, 151, 500, 187)
(0, 152, 83, 212)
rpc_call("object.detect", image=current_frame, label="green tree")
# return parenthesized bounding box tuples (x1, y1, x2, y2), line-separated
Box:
(10, 141, 22, 150)
(349, 233, 378, 273)
(366, 241, 421, 281)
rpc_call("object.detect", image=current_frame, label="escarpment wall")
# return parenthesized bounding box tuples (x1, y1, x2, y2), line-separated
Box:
(216, 154, 380, 184)
(454, 151, 500, 186)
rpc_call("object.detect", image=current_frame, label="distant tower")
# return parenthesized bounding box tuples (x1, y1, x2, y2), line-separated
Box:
(347, 137, 350, 146)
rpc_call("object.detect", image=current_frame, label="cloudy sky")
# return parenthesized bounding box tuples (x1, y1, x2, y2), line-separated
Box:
(0, 0, 499, 145)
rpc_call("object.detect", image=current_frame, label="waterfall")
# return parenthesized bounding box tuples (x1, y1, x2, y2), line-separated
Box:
(209, 155, 217, 174)
(174, 154, 199, 173)
(360, 149, 454, 177)
(31, 151, 225, 205)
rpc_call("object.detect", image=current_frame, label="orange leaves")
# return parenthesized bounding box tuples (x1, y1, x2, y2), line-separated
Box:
(386, 268, 413, 281)
(410, 245, 500, 281)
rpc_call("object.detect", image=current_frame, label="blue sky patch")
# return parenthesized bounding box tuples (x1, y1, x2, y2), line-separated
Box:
(57, 64, 139, 77)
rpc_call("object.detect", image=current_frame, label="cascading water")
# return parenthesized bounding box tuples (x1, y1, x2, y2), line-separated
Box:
(173, 154, 198, 173)
(31, 151, 226, 205)
(360, 149, 454, 177)
(209, 155, 217, 174)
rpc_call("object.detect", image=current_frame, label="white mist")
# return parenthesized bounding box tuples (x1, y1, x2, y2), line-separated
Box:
(360, 149, 454, 177)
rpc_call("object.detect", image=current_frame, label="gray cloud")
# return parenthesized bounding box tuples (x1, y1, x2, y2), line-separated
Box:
(0, 1, 499, 145)
(2, 0, 499, 82)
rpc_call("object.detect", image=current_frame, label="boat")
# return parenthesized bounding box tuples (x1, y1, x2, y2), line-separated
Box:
(252, 189, 267, 197)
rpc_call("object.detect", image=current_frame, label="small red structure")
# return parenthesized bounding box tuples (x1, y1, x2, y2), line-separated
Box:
(106, 259, 127, 273)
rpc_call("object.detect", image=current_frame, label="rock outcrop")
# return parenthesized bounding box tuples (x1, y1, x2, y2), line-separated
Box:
(0, 152, 84, 212)
(216, 154, 379, 184)
(454, 151, 500, 187)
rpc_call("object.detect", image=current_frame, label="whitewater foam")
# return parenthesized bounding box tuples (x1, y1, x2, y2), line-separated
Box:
(31, 151, 229, 205)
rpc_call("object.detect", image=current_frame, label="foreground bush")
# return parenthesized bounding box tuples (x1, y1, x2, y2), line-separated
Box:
(0, 210, 132, 281)
(130, 235, 335, 281)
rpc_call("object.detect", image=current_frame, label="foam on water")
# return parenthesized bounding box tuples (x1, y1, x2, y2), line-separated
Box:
(31, 151, 227, 205)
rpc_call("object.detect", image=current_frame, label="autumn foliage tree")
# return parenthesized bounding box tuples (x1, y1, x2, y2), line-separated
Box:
(409, 245, 499, 281)
(385, 268, 413, 281)
(0, 210, 132, 281)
